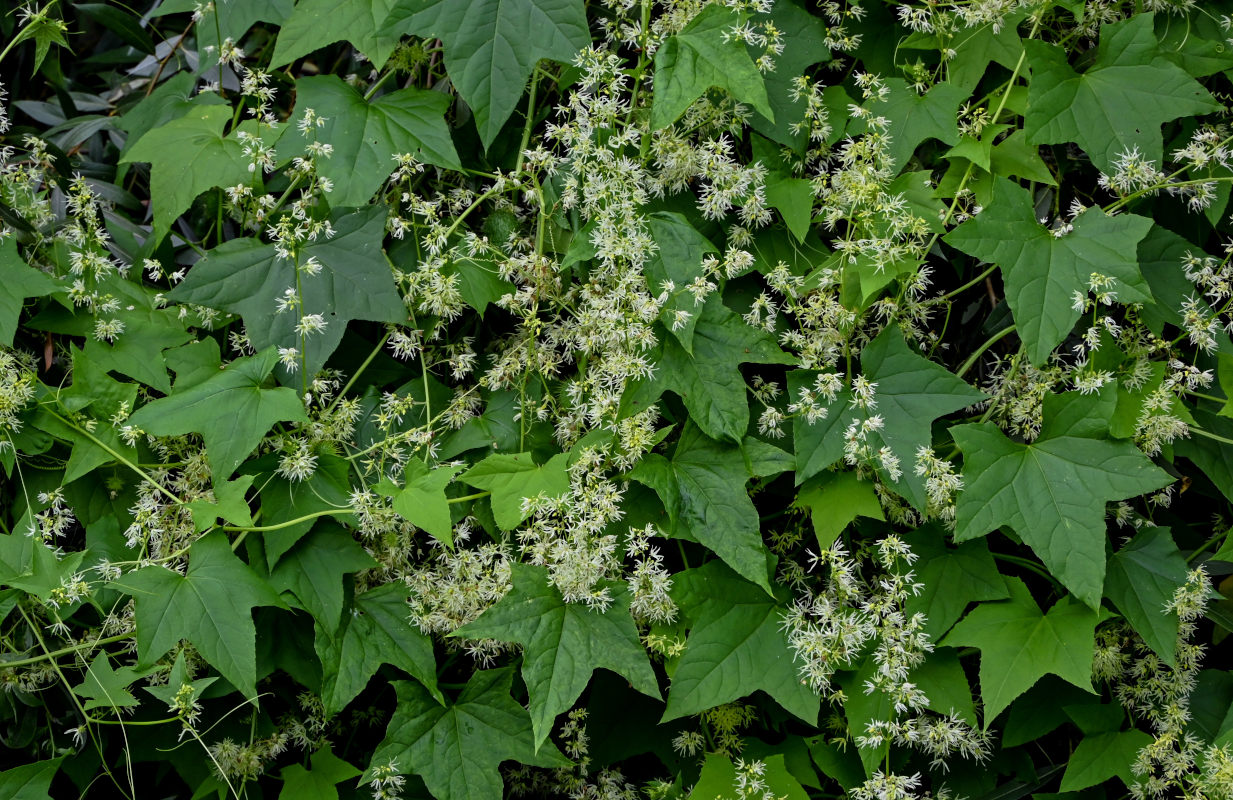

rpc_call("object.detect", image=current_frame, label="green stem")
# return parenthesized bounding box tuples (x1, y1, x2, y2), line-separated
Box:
(363, 69, 396, 101)
(992, 552, 1059, 585)
(514, 66, 541, 175)
(39, 406, 183, 505)
(220, 508, 345, 533)
(447, 491, 490, 504)
(957, 324, 1017, 378)
(1187, 531, 1228, 564)
(934, 263, 998, 304)
(1188, 425, 1233, 446)
(1, 634, 130, 670)
(325, 330, 392, 416)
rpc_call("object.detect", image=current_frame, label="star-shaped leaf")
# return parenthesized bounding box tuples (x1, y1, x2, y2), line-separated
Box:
(167, 206, 408, 381)
(279, 748, 361, 800)
(459, 452, 570, 531)
(748, 0, 829, 150)
(904, 525, 1008, 641)
(946, 12, 1024, 92)
(692, 753, 809, 800)
(364, 668, 570, 800)
(1059, 729, 1154, 792)
(27, 275, 192, 393)
(111, 533, 286, 699)
(157, 0, 293, 72)
(121, 105, 277, 245)
(945, 178, 1153, 365)
(390, 461, 465, 546)
(952, 391, 1173, 609)
(314, 582, 441, 716)
(143, 651, 218, 711)
(269, 522, 377, 631)
(0, 238, 57, 347)
(628, 294, 795, 443)
(1104, 527, 1188, 666)
(940, 576, 1101, 727)
(286, 76, 460, 207)
(73, 654, 156, 711)
(405, 0, 590, 147)
(852, 78, 966, 174)
(790, 325, 985, 510)
(643, 212, 717, 353)
(127, 348, 307, 481)
(455, 563, 658, 748)
(186, 474, 256, 533)
(1024, 13, 1220, 173)
(795, 471, 884, 551)
(629, 422, 776, 594)
(271, 0, 419, 69)
(652, 4, 774, 130)
(662, 560, 818, 724)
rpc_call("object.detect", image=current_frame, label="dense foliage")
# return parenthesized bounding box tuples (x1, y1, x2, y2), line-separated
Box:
(2, 0, 1233, 798)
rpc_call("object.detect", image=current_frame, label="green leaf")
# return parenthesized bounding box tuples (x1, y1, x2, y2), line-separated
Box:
(651, 4, 774, 130)
(278, 748, 361, 800)
(127, 348, 308, 481)
(269, 522, 377, 631)
(946, 13, 1024, 92)
(271, 0, 419, 69)
(940, 576, 1101, 727)
(945, 178, 1153, 365)
(60, 344, 138, 419)
(854, 78, 966, 174)
(167, 206, 408, 380)
(1104, 527, 1188, 665)
(791, 325, 985, 509)
(11, 13, 70, 75)
(27, 275, 192, 393)
(795, 471, 884, 551)
(406, 0, 590, 147)
(155, 0, 291, 69)
(455, 562, 659, 748)
(629, 423, 774, 593)
(643, 212, 718, 352)
(391, 461, 465, 545)
(186, 475, 256, 533)
(765, 176, 815, 242)
(748, 0, 829, 150)
(459, 452, 570, 531)
(840, 656, 896, 777)
(0, 238, 57, 347)
(143, 651, 218, 711)
(1177, 408, 1233, 505)
(953, 391, 1173, 608)
(111, 532, 286, 699)
(0, 757, 63, 800)
(690, 753, 808, 800)
(1023, 13, 1220, 173)
(904, 524, 1008, 641)
(989, 130, 1056, 186)
(630, 294, 795, 443)
(120, 105, 274, 244)
(73, 653, 155, 711)
(116, 73, 226, 165)
(915, 647, 978, 727)
(1058, 730, 1154, 791)
(287, 76, 460, 207)
(315, 582, 441, 715)
(365, 668, 570, 800)
(662, 560, 818, 724)
(2, 538, 85, 604)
